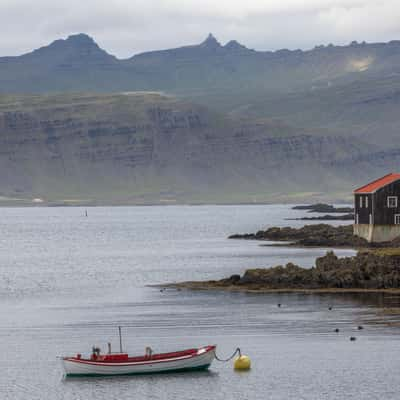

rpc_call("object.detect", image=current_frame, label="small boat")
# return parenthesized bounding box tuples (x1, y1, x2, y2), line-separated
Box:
(62, 345, 216, 377)
(62, 327, 215, 377)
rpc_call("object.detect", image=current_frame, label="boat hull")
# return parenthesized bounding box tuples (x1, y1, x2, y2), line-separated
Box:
(63, 346, 215, 377)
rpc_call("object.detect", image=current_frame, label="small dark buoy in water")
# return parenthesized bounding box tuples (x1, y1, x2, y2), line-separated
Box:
(160, 288, 165, 293)
(85, 209, 88, 217)
(350, 336, 357, 341)
(357, 325, 363, 330)
(334, 328, 340, 333)
(277, 303, 281, 308)
(328, 307, 332, 311)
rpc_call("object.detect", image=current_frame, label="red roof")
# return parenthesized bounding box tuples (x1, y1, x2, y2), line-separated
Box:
(354, 173, 400, 194)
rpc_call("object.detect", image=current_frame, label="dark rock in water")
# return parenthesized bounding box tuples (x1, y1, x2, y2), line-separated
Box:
(229, 223, 400, 248)
(229, 233, 258, 240)
(292, 203, 354, 213)
(328, 307, 333, 310)
(227, 274, 241, 284)
(350, 337, 357, 341)
(229, 224, 368, 248)
(335, 328, 340, 333)
(358, 325, 364, 330)
(277, 303, 281, 308)
(173, 249, 400, 291)
(288, 213, 354, 221)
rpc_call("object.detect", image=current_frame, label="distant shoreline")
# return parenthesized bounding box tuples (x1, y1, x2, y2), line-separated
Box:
(0, 201, 355, 208)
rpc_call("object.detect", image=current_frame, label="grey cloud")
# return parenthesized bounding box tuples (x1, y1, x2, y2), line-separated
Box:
(0, 0, 399, 58)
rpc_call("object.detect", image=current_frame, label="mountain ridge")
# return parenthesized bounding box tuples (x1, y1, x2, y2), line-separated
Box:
(2, 32, 400, 100)
(5, 32, 400, 60)
(1, 34, 400, 203)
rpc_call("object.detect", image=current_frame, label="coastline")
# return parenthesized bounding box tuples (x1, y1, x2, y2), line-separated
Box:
(159, 247, 400, 295)
(160, 282, 400, 294)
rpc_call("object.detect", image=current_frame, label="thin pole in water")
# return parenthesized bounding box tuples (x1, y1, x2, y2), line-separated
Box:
(118, 326, 123, 353)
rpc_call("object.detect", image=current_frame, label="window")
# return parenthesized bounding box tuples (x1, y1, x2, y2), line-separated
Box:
(365, 196, 368, 208)
(395, 214, 400, 225)
(359, 197, 363, 208)
(388, 196, 398, 208)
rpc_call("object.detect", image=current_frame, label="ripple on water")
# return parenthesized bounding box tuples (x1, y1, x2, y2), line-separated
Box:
(0, 205, 399, 400)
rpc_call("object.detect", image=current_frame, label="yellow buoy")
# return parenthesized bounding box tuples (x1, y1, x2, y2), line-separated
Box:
(234, 354, 251, 371)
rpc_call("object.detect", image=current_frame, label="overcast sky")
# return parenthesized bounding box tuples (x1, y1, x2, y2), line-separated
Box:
(1, 0, 400, 58)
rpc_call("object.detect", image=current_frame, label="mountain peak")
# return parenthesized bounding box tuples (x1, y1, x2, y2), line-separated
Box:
(65, 33, 97, 46)
(200, 33, 221, 48)
(25, 33, 115, 64)
(224, 40, 248, 51)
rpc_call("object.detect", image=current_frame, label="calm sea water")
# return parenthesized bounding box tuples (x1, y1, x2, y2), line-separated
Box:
(0, 205, 399, 400)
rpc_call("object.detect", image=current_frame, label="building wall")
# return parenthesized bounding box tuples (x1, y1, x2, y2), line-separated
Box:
(354, 224, 400, 243)
(354, 193, 372, 224)
(354, 179, 400, 242)
(373, 181, 400, 225)
(353, 223, 373, 242)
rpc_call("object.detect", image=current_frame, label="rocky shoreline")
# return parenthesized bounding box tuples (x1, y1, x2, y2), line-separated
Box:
(292, 203, 354, 213)
(228, 223, 400, 248)
(164, 217, 400, 294)
(165, 250, 400, 293)
(228, 224, 370, 247)
(287, 213, 354, 221)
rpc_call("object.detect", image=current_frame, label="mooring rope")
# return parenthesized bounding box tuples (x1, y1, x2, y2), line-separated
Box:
(214, 347, 241, 362)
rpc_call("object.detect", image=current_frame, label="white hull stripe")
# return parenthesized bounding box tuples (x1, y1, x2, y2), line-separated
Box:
(65, 353, 195, 367)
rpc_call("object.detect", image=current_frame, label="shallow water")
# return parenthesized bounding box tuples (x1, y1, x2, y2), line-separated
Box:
(1, 205, 399, 400)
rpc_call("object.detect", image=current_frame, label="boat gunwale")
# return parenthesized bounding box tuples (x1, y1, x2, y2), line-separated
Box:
(63, 345, 216, 367)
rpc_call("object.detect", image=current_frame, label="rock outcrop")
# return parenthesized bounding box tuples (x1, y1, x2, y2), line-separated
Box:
(292, 203, 354, 213)
(170, 250, 400, 291)
(288, 214, 354, 221)
(229, 224, 368, 247)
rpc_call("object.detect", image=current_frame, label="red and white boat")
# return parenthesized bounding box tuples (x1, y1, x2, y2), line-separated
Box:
(62, 345, 216, 377)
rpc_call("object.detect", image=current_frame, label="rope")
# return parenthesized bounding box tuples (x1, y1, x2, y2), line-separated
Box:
(214, 347, 241, 362)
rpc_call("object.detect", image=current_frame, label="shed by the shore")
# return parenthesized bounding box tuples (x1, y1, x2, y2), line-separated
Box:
(354, 173, 400, 242)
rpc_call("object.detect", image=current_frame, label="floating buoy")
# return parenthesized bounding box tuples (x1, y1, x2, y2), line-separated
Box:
(350, 336, 357, 341)
(277, 303, 281, 308)
(357, 325, 363, 330)
(234, 354, 251, 371)
(328, 307, 332, 311)
(214, 347, 250, 371)
(334, 328, 340, 333)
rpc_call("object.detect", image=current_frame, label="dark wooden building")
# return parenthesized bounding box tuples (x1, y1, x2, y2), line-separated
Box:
(354, 173, 400, 242)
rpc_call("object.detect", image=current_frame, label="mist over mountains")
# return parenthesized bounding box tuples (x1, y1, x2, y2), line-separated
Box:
(0, 34, 399, 204)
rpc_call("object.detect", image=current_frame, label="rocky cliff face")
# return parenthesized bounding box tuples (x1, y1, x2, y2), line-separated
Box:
(0, 92, 379, 204)
(1, 33, 399, 151)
